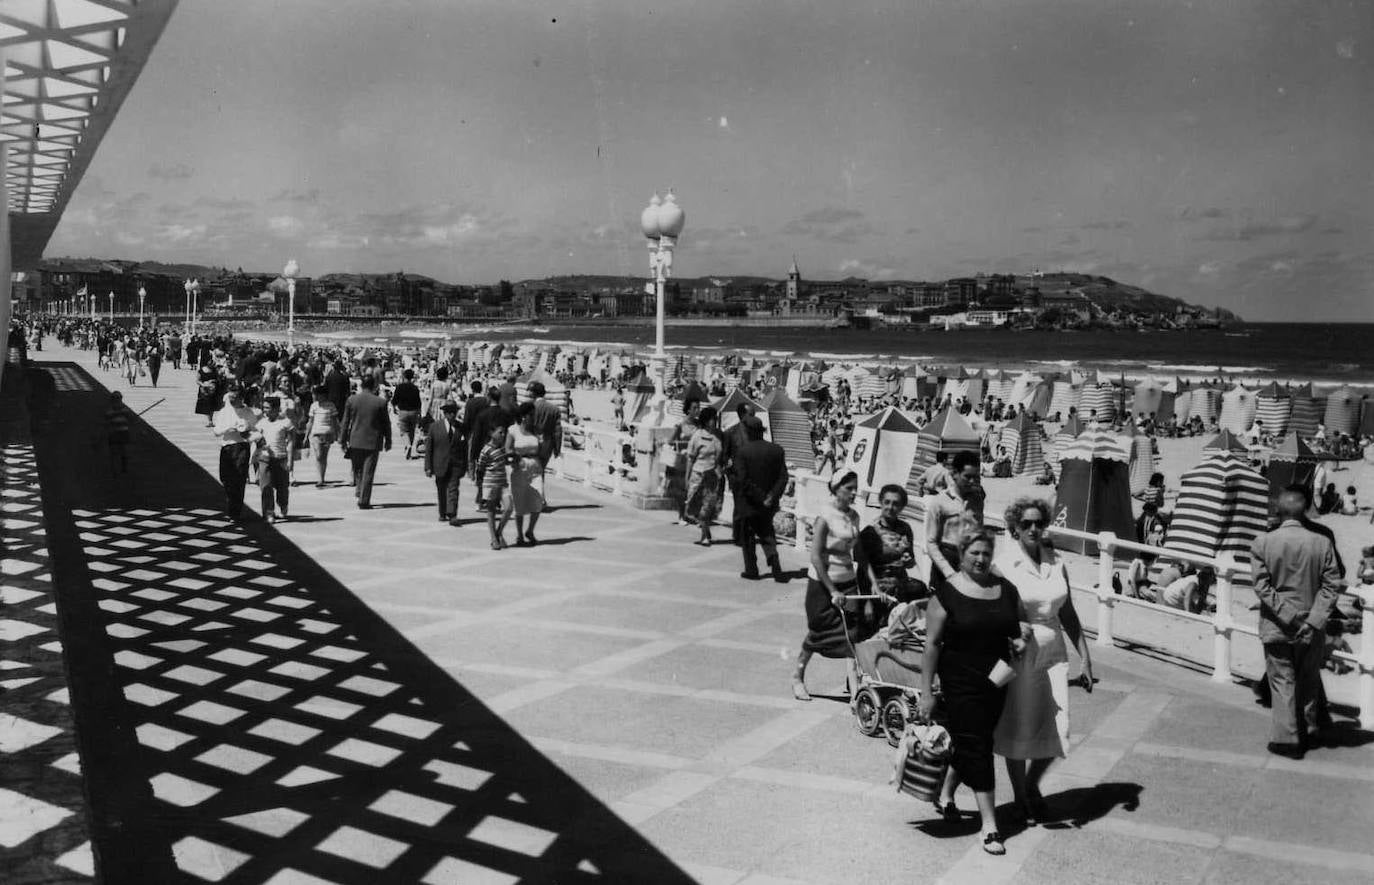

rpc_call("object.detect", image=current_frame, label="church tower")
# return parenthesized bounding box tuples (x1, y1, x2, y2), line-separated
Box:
(786, 256, 800, 302)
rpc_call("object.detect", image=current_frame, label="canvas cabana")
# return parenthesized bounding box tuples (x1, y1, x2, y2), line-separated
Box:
(1253, 382, 1290, 438)
(1323, 387, 1361, 436)
(845, 407, 922, 492)
(1287, 383, 1325, 442)
(1218, 385, 1257, 434)
(1078, 382, 1118, 425)
(1189, 386, 1222, 426)
(1266, 433, 1320, 508)
(713, 388, 769, 433)
(1051, 430, 1135, 555)
(1203, 429, 1250, 455)
(1120, 421, 1156, 496)
(1047, 380, 1081, 422)
(766, 390, 816, 467)
(910, 407, 981, 473)
(1165, 452, 1269, 566)
(998, 413, 1046, 476)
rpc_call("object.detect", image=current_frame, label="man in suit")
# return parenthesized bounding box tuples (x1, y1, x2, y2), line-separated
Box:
(1249, 485, 1343, 758)
(424, 400, 466, 525)
(732, 417, 789, 582)
(324, 360, 352, 424)
(722, 403, 755, 544)
(461, 379, 490, 440)
(528, 381, 563, 467)
(340, 374, 392, 509)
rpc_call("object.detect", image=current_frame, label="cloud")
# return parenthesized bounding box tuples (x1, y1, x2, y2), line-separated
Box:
(268, 215, 304, 235)
(194, 196, 255, 211)
(270, 188, 321, 204)
(792, 207, 863, 226)
(782, 207, 876, 243)
(1177, 206, 1230, 221)
(160, 223, 207, 243)
(1079, 220, 1132, 231)
(1201, 213, 1318, 241)
(838, 257, 899, 280)
(1336, 38, 1355, 59)
(148, 162, 194, 180)
(718, 116, 729, 129)
(1197, 261, 1224, 276)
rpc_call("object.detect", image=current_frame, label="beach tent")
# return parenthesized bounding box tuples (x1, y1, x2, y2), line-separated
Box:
(845, 407, 922, 492)
(1021, 380, 1054, 420)
(1165, 451, 1269, 565)
(1078, 383, 1118, 425)
(1051, 430, 1136, 555)
(910, 406, 980, 474)
(983, 370, 1010, 404)
(1203, 428, 1250, 455)
(1218, 385, 1257, 434)
(1172, 388, 1194, 423)
(1253, 382, 1291, 438)
(1131, 378, 1177, 424)
(1361, 397, 1374, 437)
(1287, 384, 1325, 441)
(764, 390, 815, 467)
(998, 413, 1047, 476)
(1189, 386, 1222, 426)
(1266, 433, 1320, 507)
(1323, 387, 1361, 436)
(515, 368, 569, 416)
(1047, 380, 1081, 422)
(856, 368, 887, 399)
(1009, 372, 1042, 407)
(713, 388, 768, 433)
(1120, 421, 1156, 495)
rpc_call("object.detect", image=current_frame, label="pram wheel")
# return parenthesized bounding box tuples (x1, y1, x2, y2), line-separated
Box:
(881, 696, 911, 747)
(853, 688, 882, 737)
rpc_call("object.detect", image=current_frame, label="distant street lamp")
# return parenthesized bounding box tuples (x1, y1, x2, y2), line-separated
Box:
(186, 278, 201, 337)
(640, 191, 685, 393)
(108, 291, 114, 322)
(184, 278, 193, 330)
(283, 259, 300, 343)
(138, 285, 147, 328)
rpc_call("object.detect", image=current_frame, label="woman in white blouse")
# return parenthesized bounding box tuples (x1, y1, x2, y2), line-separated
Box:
(993, 497, 1094, 822)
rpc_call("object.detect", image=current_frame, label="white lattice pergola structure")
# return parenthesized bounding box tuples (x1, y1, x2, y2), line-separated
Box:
(2, 0, 179, 269)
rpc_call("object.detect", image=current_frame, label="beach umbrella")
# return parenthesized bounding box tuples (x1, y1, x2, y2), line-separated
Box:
(1253, 381, 1290, 437)
(910, 406, 980, 476)
(1266, 433, 1319, 507)
(1047, 380, 1081, 422)
(765, 390, 815, 467)
(1218, 384, 1257, 433)
(1286, 383, 1325, 441)
(999, 412, 1046, 476)
(845, 407, 922, 492)
(1051, 430, 1136, 555)
(1165, 451, 1269, 565)
(1323, 387, 1360, 436)
(1203, 428, 1250, 455)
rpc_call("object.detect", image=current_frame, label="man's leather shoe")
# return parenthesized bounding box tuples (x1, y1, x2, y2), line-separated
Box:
(1266, 742, 1304, 760)
(740, 571, 762, 581)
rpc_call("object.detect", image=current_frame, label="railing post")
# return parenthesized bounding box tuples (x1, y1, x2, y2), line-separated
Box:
(1211, 554, 1235, 683)
(1360, 585, 1374, 731)
(792, 476, 810, 553)
(1095, 531, 1116, 648)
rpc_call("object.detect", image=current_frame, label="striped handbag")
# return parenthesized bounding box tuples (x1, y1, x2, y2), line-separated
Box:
(892, 722, 951, 802)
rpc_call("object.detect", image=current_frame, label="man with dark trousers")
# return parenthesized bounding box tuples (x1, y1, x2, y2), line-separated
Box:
(722, 403, 755, 544)
(324, 359, 352, 426)
(1249, 485, 1343, 758)
(424, 400, 466, 525)
(340, 374, 392, 509)
(732, 417, 789, 582)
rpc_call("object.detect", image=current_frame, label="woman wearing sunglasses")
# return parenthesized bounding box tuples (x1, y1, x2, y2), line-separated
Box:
(992, 497, 1094, 824)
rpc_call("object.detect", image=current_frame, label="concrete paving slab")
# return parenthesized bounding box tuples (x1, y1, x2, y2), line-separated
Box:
(1100, 754, 1259, 834)
(1014, 828, 1214, 885)
(1204, 847, 1374, 884)
(1240, 770, 1374, 852)
(407, 619, 648, 673)
(538, 595, 732, 635)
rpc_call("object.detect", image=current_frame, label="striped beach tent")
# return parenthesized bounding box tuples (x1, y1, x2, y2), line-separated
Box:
(1131, 378, 1176, 423)
(1203, 428, 1250, 454)
(1021, 380, 1054, 420)
(846, 407, 922, 492)
(1051, 430, 1135, 555)
(1120, 421, 1156, 495)
(1009, 372, 1042, 407)
(1047, 380, 1080, 422)
(1287, 383, 1325, 441)
(1253, 382, 1290, 437)
(1361, 397, 1374, 437)
(624, 371, 659, 424)
(985, 370, 1012, 404)
(999, 413, 1046, 476)
(855, 368, 887, 399)
(1078, 382, 1117, 425)
(910, 407, 980, 473)
(1189, 386, 1222, 426)
(1218, 385, 1257, 433)
(1323, 387, 1360, 436)
(941, 368, 972, 404)
(764, 390, 815, 467)
(1164, 452, 1269, 565)
(1266, 433, 1319, 507)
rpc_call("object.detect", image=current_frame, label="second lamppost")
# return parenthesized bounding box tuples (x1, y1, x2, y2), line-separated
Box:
(283, 259, 299, 344)
(640, 191, 685, 393)
(138, 285, 147, 328)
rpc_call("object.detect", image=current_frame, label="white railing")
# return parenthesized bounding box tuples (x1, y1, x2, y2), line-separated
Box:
(548, 447, 1374, 730)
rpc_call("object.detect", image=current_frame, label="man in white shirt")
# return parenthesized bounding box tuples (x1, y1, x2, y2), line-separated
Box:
(212, 388, 259, 520)
(253, 396, 297, 522)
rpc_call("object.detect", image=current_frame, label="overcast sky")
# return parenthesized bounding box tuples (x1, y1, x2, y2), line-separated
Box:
(46, 0, 1372, 321)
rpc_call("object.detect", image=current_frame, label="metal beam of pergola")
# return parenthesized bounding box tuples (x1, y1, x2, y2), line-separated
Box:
(2, 0, 179, 269)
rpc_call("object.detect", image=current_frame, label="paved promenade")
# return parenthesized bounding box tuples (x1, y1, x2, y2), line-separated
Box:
(2, 343, 1372, 884)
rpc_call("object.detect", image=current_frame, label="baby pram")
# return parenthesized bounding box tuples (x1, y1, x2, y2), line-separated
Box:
(844, 597, 929, 747)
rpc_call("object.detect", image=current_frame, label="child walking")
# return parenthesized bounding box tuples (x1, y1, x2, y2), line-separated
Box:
(475, 424, 513, 550)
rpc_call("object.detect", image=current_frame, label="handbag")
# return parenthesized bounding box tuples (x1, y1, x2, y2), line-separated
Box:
(891, 722, 951, 802)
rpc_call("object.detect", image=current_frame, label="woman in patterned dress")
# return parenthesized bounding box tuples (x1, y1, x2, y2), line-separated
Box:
(858, 483, 922, 607)
(683, 406, 724, 546)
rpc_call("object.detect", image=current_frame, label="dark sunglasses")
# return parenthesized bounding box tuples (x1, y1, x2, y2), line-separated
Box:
(1019, 518, 1048, 530)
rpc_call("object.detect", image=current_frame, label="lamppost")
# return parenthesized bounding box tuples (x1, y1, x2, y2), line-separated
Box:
(283, 259, 299, 343)
(186, 279, 201, 337)
(108, 291, 114, 322)
(184, 278, 192, 330)
(138, 285, 147, 328)
(639, 191, 685, 393)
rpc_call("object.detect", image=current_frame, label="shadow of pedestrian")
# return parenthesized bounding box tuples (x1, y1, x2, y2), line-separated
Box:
(1037, 781, 1143, 829)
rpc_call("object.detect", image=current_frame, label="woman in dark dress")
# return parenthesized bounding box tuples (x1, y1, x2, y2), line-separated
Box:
(858, 483, 922, 606)
(918, 530, 1029, 856)
(194, 362, 223, 426)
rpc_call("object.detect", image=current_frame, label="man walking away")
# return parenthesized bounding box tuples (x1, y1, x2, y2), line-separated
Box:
(392, 368, 423, 459)
(425, 401, 467, 525)
(1249, 485, 1343, 759)
(340, 374, 392, 509)
(732, 417, 790, 582)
